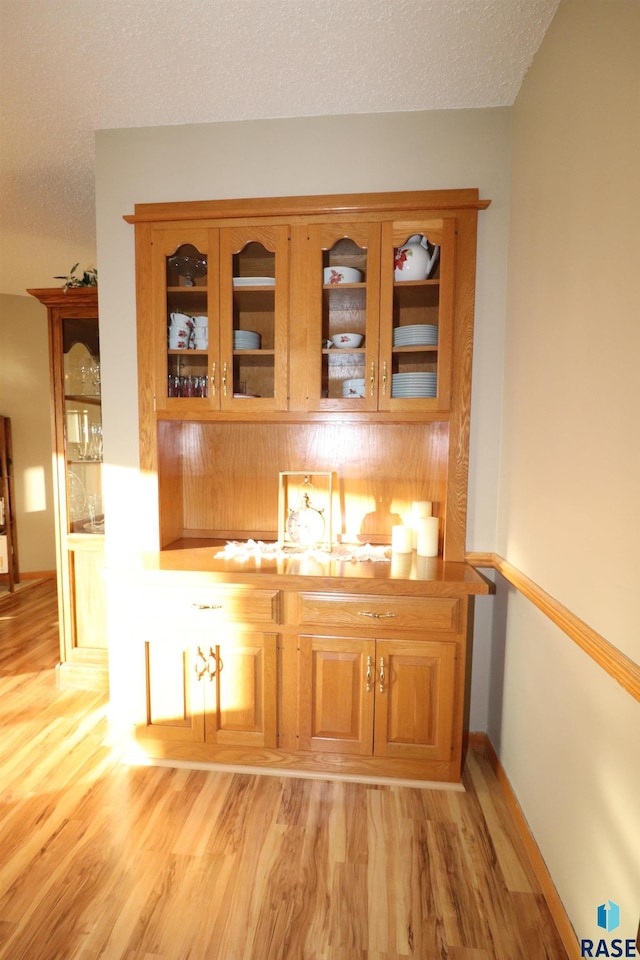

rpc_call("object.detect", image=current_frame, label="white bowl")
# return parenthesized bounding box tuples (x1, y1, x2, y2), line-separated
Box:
(331, 333, 363, 349)
(342, 378, 366, 398)
(324, 266, 363, 285)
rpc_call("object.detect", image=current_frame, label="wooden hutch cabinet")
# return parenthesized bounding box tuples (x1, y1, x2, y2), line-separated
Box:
(28, 287, 107, 690)
(120, 189, 491, 783)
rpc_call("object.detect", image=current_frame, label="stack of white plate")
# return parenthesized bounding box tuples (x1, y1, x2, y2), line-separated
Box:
(233, 277, 275, 288)
(342, 378, 365, 398)
(393, 324, 438, 347)
(234, 330, 261, 349)
(391, 372, 437, 398)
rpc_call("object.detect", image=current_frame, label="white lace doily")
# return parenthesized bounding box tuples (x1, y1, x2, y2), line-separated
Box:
(215, 539, 390, 563)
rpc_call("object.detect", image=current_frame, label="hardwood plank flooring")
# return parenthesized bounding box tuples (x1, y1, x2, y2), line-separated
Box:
(0, 580, 569, 960)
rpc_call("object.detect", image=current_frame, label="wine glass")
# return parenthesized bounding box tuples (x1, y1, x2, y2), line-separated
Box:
(168, 244, 207, 287)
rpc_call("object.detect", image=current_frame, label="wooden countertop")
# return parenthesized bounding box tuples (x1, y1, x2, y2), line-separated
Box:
(133, 542, 492, 597)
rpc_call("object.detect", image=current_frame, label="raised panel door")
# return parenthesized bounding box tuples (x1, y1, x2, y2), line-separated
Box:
(139, 639, 207, 743)
(297, 635, 375, 755)
(138, 612, 278, 748)
(68, 538, 108, 654)
(373, 639, 457, 762)
(203, 629, 278, 748)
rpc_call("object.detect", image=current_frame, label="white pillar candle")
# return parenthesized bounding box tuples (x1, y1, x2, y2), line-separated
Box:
(416, 516, 439, 557)
(391, 525, 413, 554)
(411, 501, 433, 548)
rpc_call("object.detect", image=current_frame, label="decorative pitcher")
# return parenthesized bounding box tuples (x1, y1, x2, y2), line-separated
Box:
(394, 234, 440, 281)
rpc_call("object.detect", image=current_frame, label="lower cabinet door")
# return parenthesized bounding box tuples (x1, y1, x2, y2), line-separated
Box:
(141, 639, 206, 743)
(297, 635, 376, 755)
(298, 635, 458, 764)
(203, 631, 278, 748)
(373, 639, 457, 763)
(140, 629, 278, 748)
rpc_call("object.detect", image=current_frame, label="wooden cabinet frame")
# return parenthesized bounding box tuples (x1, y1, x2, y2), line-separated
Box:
(118, 189, 491, 783)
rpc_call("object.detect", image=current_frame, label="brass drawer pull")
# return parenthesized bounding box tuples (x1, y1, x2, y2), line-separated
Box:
(207, 647, 218, 680)
(365, 654, 373, 692)
(191, 603, 223, 610)
(357, 611, 397, 619)
(194, 646, 208, 681)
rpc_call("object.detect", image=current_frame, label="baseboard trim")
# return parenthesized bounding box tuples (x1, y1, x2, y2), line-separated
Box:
(122, 753, 466, 791)
(466, 551, 640, 703)
(467, 732, 580, 960)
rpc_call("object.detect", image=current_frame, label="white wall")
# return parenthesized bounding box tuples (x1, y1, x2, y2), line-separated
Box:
(0, 294, 56, 574)
(494, 0, 640, 943)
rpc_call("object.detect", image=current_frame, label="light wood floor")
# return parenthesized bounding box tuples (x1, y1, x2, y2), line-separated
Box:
(0, 580, 569, 960)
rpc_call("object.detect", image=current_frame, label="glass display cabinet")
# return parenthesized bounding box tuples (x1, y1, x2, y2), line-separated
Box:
(28, 286, 108, 690)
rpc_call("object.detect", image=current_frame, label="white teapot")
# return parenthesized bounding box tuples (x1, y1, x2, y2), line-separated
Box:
(394, 234, 440, 281)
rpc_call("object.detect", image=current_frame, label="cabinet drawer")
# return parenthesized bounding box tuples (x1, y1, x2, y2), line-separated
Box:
(139, 584, 281, 625)
(296, 593, 460, 633)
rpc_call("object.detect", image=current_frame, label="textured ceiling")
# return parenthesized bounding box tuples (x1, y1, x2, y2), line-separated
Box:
(0, 0, 560, 295)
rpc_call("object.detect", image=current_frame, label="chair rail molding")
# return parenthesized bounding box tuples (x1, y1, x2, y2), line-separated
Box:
(467, 552, 640, 704)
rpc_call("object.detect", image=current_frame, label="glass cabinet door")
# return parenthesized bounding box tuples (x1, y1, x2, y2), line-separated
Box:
(62, 317, 103, 533)
(158, 225, 288, 412)
(161, 228, 214, 410)
(295, 222, 381, 411)
(218, 225, 289, 412)
(378, 218, 455, 413)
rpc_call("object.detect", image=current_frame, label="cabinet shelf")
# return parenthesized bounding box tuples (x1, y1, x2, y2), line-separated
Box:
(324, 347, 366, 356)
(234, 349, 275, 356)
(65, 393, 101, 405)
(167, 286, 207, 293)
(168, 349, 208, 356)
(233, 285, 276, 292)
(392, 345, 438, 353)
